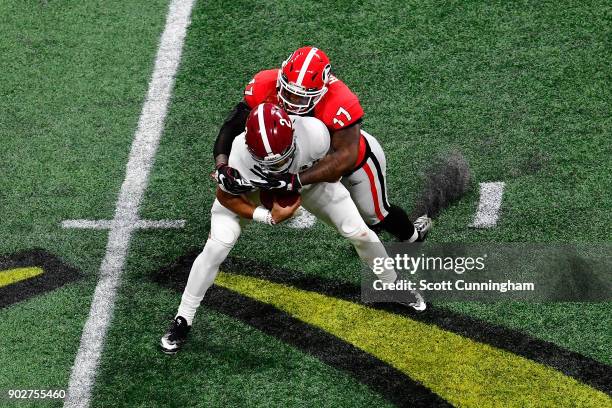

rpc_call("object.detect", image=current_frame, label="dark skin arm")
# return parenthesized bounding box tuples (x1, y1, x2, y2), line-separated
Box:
(215, 154, 229, 168)
(298, 122, 361, 185)
(213, 101, 252, 167)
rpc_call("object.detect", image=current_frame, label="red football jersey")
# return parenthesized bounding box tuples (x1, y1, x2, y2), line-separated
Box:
(243, 69, 364, 131)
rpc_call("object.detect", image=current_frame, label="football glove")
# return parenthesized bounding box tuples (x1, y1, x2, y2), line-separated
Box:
(214, 163, 253, 194)
(251, 172, 302, 192)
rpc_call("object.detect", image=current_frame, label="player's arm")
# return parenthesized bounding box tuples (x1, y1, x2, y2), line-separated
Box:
(298, 122, 361, 185)
(213, 101, 251, 167)
(216, 186, 256, 219)
(212, 101, 254, 194)
(216, 187, 300, 224)
(214, 70, 275, 166)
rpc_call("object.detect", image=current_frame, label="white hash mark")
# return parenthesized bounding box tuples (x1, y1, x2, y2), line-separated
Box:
(470, 182, 505, 228)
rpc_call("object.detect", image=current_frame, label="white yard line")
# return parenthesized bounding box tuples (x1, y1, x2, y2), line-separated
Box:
(62, 219, 185, 230)
(470, 182, 505, 228)
(64, 1, 195, 406)
(135, 219, 186, 229)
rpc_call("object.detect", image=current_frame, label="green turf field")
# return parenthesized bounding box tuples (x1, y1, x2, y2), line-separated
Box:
(0, 0, 610, 407)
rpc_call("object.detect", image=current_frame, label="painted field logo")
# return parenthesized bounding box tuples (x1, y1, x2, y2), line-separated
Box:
(154, 251, 612, 407)
(0, 249, 82, 308)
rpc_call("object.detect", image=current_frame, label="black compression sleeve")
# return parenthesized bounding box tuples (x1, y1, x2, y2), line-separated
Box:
(213, 101, 252, 159)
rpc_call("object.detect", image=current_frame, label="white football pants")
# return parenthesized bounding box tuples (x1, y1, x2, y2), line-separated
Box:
(342, 130, 391, 226)
(176, 181, 397, 325)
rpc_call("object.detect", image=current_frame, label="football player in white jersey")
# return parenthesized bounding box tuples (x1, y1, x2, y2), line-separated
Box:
(160, 103, 424, 354)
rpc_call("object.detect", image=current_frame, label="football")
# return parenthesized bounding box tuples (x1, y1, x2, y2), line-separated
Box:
(260, 190, 301, 209)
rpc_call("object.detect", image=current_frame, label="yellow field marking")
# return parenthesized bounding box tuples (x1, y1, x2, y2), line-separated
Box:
(215, 272, 611, 408)
(0, 267, 44, 288)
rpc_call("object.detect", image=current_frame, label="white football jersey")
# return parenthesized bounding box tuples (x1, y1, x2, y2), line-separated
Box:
(228, 115, 330, 190)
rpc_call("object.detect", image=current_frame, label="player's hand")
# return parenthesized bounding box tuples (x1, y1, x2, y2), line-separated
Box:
(213, 164, 253, 194)
(251, 172, 302, 192)
(270, 196, 302, 224)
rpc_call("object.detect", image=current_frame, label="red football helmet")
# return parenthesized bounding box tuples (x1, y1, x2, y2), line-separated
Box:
(278, 46, 331, 114)
(245, 103, 295, 174)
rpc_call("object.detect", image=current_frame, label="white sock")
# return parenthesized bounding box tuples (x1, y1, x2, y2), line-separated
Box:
(175, 239, 231, 325)
(176, 292, 201, 326)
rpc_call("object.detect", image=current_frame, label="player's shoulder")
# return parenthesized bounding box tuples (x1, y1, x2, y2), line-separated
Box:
(292, 115, 328, 136)
(291, 116, 330, 157)
(315, 74, 364, 130)
(252, 68, 279, 83)
(232, 132, 246, 146)
(244, 69, 279, 107)
(228, 132, 248, 167)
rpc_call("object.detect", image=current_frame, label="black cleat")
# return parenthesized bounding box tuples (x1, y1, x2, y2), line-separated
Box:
(160, 316, 191, 354)
(414, 214, 432, 242)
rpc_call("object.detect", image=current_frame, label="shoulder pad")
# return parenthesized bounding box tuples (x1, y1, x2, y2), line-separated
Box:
(244, 69, 280, 108)
(315, 78, 364, 130)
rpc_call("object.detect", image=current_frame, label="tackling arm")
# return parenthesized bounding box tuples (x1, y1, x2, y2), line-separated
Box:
(213, 101, 251, 166)
(298, 122, 361, 185)
(212, 101, 255, 194)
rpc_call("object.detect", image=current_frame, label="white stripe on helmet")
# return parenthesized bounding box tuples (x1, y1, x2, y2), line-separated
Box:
(295, 47, 318, 87)
(257, 104, 273, 155)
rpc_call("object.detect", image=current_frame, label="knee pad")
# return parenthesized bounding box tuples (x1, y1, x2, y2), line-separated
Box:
(345, 223, 378, 244)
(209, 222, 240, 247)
(209, 207, 241, 247)
(337, 215, 364, 239)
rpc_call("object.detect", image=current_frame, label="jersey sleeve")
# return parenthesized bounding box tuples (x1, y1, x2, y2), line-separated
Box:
(317, 80, 365, 131)
(227, 135, 250, 177)
(243, 69, 279, 108)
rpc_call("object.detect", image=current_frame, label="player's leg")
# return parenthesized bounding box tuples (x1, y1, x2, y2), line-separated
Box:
(177, 200, 243, 323)
(302, 182, 425, 310)
(161, 199, 243, 353)
(342, 130, 431, 242)
(301, 182, 397, 284)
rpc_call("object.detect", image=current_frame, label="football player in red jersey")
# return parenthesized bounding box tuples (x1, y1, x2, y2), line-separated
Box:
(213, 46, 431, 242)
(162, 103, 424, 354)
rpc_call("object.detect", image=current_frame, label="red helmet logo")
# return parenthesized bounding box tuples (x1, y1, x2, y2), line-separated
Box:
(245, 103, 295, 174)
(278, 46, 331, 114)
